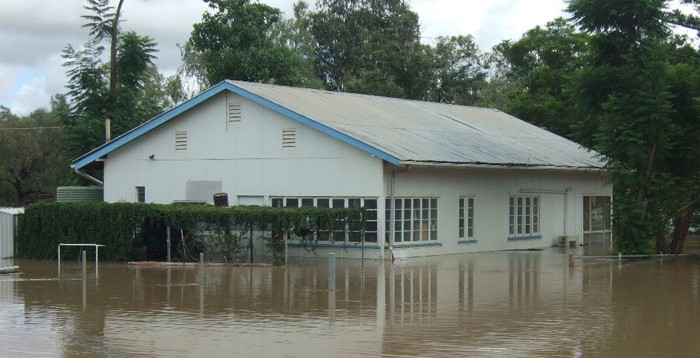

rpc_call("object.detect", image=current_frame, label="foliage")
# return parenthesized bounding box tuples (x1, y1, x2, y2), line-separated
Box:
(569, 0, 700, 254)
(493, 18, 590, 137)
(16, 202, 366, 265)
(61, 0, 175, 160)
(428, 35, 488, 106)
(271, 1, 325, 89)
(0, 107, 76, 206)
(182, 0, 302, 87)
(309, 0, 432, 99)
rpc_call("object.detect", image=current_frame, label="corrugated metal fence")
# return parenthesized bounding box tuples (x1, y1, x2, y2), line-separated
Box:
(0, 208, 23, 258)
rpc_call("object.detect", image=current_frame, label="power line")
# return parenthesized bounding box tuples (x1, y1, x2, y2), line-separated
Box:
(0, 126, 63, 131)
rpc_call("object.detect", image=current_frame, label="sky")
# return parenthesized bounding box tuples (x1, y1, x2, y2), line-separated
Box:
(0, 0, 567, 116)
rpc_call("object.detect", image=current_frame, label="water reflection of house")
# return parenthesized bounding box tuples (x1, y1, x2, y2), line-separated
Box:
(71, 81, 611, 258)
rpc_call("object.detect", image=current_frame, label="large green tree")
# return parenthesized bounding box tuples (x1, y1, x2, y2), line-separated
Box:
(182, 0, 302, 87)
(271, 1, 325, 89)
(569, 0, 700, 254)
(0, 103, 76, 206)
(493, 18, 590, 137)
(310, 0, 432, 99)
(62, 0, 170, 158)
(428, 35, 488, 106)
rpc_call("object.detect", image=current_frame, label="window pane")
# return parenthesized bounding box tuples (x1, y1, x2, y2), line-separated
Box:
(365, 233, 377, 243)
(271, 198, 283, 208)
(363, 199, 377, 209)
(285, 198, 298, 207)
(332, 199, 345, 208)
(366, 210, 377, 221)
(301, 198, 314, 207)
(365, 221, 377, 232)
(349, 198, 361, 208)
(317, 198, 330, 207)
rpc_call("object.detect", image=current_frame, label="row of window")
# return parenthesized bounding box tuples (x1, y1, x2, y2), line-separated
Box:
(271, 197, 378, 243)
(134, 189, 551, 242)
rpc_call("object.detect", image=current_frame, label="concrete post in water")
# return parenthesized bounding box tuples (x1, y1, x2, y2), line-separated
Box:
(328, 253, 336, 291)
(166, 226, 171, 263)
(328, 253, 336, 325)
(199, 252, 205, 286)
(568, 252, 574, 267)
(618, 252, 622, 261)
(82, 250, 87, 279)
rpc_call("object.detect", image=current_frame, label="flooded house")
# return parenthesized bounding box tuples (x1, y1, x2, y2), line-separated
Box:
(71, 81, 611, 259)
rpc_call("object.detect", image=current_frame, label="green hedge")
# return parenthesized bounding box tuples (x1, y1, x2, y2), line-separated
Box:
(16, 202, 365, 263)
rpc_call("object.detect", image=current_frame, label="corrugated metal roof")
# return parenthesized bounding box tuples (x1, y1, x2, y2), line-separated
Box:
(229, 81, 605, 169)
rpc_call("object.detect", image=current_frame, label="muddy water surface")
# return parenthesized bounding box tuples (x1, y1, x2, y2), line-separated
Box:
(1, 249, 699, 357)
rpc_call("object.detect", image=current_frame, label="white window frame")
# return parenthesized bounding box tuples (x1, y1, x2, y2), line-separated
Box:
(509, 195, 539, 237)
(385, 198, 438, 244)
(270, 197, 378, 244)
(459, 196, 475, 239)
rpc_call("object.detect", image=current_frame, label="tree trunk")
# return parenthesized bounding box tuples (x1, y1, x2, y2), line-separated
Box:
(670, 204, 697, 254)
(106, 0, 125, 142)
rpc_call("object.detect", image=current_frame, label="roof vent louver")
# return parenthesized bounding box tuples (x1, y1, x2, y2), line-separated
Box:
(228, 103, 241, 122)
(175, 131, 187, 151)
(282, 128, 296, 149)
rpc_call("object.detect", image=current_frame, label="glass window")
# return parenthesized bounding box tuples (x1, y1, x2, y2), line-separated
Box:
(509, 195, 540, 237)
(136, 186, 145, 203)
(385, 198, 439, 243)
(459, 196, 475, 239)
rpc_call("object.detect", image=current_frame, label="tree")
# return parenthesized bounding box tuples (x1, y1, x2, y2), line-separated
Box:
(0, 107, 75, 206)
(310, 0, 432, 99)
(428, 35, 488, 106)
(182, 0, 302, 87)
(62, 0, 166, 158)
(493, 18, 590, 137)
(569, 0, 700, 254)
(271, 1, 325, 89)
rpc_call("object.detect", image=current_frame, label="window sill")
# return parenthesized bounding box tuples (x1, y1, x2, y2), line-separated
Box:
(392, 242, 442, 248)
(458, 239, 478, 245)
(507, 235, 542, 241)
(287, 242, 381, 249)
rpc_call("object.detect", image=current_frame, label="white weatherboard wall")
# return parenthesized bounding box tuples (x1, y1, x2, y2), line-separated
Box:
(385, 167, 610, 258)
(103, 92, 384, 204)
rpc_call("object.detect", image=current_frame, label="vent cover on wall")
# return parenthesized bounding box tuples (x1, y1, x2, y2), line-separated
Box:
(175, 131, 187, 151)
(228, 103, 241, 122)
(282, 128, 296, 149)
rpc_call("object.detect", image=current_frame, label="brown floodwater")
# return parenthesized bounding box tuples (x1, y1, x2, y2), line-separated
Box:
(1, 248, 699, 357)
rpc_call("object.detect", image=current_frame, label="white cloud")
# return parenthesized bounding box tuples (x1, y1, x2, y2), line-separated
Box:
(10, 77, 50, 116)
(0, 64, 20, 102)
(0, 0, 573, 114)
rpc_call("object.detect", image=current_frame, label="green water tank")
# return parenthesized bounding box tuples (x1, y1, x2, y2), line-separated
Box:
(56, 186, 104, 202)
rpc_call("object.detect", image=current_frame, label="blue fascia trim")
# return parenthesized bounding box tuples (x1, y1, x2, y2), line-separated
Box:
(392, 241, 442, 249)
(458, 239, 479, 245)
(507, 235, 543, 241)
(72, 81, 401, 170)
(287, 242, 381, 249)
(226, 82, 400, 165)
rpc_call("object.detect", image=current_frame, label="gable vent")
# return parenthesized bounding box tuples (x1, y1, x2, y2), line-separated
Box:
(282, 128, 296, 149)
(175, 131, 188, 151)
(228, 103, 241, 122)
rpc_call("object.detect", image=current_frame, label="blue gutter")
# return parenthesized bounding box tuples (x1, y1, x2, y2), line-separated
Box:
(72, 81, 400, 170)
